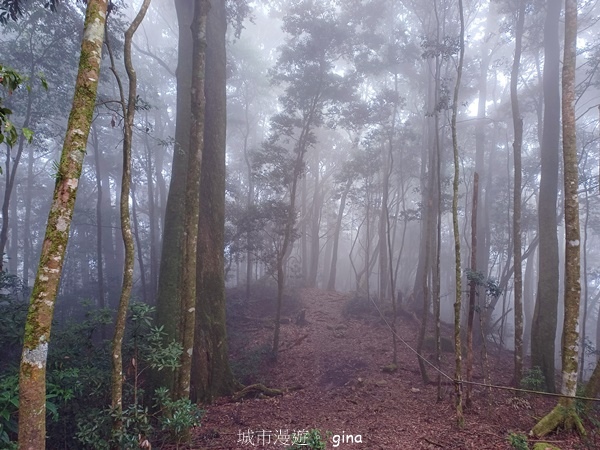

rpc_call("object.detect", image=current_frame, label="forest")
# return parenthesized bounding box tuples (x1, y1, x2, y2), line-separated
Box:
(1, 0, 600, 448)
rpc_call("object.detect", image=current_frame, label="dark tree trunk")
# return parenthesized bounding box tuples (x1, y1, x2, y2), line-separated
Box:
(466, 172, 478, 407)
(154, 0, 193, 392)
(531, 0, 561, 393)
(192, 0, 236, 403)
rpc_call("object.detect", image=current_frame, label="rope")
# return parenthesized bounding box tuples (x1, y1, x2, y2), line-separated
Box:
(367, 294, 600, 403)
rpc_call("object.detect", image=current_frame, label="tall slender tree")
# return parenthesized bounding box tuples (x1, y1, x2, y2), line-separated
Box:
(510, 0, 525, 387)
(17, 1, 109, 448)
(532, 0, 584, 437)
(105, 0, 152, 438)
(451, 0, 465, 427)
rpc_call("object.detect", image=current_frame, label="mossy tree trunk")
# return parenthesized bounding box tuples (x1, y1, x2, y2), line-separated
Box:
(176, 0, 210, 401)
(105, 0, 152, 439)
(532, 0, 584, 437)
(192, 0, 236, 403)
(17, 2, 109, 448)
(510, 0, 525, 388)
(451, 0, 465, 428)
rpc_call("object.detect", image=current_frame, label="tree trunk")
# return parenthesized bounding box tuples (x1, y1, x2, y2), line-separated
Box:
(107, 1, 151, 439)
(176, 0, 210, 401)
(17, 2, 109, 448)
(192, 0, 236, 403)
(327, 180, 351, 291)
(154, 0, 193, 392)
(142, 130, 159, 302)
(531, 0, 561, 393)
(451, 0, 465, 427)
(308, 155, 321, 288)
(523, 241, 536, 355)
(22, 139, 35, 289)
(466, 172, 478, 408)
(0, 87, 32, 272)
(532, 0, 584, 436)
(510, 0, 525, 388)
(91, 125, 106, 337)
(131, 187, 148, 304)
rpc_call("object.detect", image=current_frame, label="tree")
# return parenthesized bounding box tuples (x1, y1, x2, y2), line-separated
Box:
(532, 0, 584, 437)
(0, 65, 34, 271)
(105, 0, 152, 437)
(154, 0, 193, 392)
(176, 0, 210, 401)
(510, 0, 525, 387)
(531, 0, 561, 393)
(255, 0, 355, 356)
(451, 0, 465, 427)
(191, 0, 236, 403)
(17, 1, 109, 448)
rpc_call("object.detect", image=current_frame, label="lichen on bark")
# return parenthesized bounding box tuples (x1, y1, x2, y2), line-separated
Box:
(17, 1, 109, 449)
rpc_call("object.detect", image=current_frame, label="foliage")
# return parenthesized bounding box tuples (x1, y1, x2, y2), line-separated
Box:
(153, 387, 204, 445)
(0, 375, 18, 449)
(0, 64, 34, 153)
(520, 366, 546, 392)
(76, 404, 152, 450)
(0, 271, 27, 364)
(127, 302, 183, 372)
(507, 431, 529, 450)
(0, 368, 83, 447)
(0, 0, 59, 24)
(0, 280, 193, 448)
(287, 428, 329, 450)
(465, 269, 502, 300)
(76, 388, 203, 449)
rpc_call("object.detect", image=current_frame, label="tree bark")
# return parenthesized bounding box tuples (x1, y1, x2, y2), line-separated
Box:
(532, 0, 584, 436)
(510, 0, 525, 388)
(466, 172, 478, 408)
(531, 0, 561, 393)
(192, 0, 236, 403)
(106, 0, 151, 440)
(17, 2, 109, 448)
(154, 0, 193, 392)
(91, 125, 106, 337)
(176, 0, 210, 401)
(451, 0, 465, 427)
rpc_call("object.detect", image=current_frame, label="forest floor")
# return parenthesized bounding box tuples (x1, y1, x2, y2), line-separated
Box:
(187, 288, 596, 449)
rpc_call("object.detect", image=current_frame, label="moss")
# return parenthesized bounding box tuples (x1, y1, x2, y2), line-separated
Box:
(532, 443, 561, 450)
(531, 404, 585, 438)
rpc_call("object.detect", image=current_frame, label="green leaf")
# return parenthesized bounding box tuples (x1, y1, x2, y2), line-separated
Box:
(22, 127, 33, 143)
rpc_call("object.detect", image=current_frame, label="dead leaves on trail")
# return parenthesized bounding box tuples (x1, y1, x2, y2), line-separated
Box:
(190, 288, 585, 449)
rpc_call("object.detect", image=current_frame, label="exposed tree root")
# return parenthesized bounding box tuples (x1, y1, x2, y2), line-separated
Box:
(233, 383, 283, 400)
(280, 334, 309, 352)
(531, 405, 585, 438)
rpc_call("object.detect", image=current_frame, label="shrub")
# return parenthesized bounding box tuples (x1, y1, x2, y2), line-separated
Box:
(507, 432, 528, 450)
(520, 366, 546, 392)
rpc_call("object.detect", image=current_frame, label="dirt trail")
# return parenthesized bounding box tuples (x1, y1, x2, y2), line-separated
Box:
(192, 289, 582, 449)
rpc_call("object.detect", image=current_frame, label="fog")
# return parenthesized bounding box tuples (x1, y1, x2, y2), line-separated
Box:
(1, 0, 600, 447)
